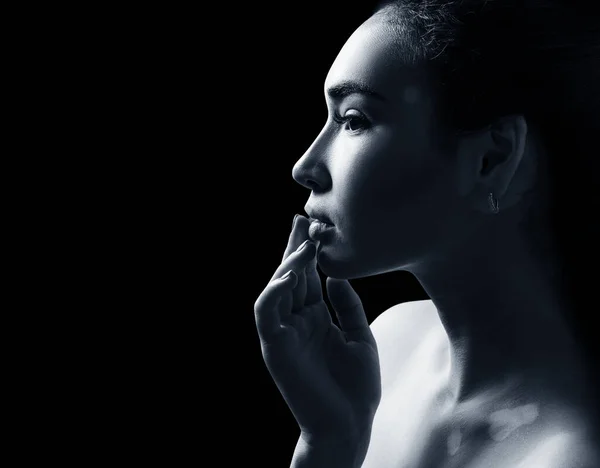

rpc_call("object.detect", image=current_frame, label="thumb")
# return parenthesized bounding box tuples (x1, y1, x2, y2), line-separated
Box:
(326, 278, 374, 343)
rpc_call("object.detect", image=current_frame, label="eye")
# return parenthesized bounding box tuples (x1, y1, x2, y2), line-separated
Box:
(333, 109, 371, 133)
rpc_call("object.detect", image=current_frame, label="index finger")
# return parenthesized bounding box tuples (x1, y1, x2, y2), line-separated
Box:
(282, 215, 310, 262)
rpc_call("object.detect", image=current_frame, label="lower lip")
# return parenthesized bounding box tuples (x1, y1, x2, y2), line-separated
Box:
(308, 220, 335, 241)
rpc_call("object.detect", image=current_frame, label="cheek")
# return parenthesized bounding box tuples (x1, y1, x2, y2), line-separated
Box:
(331, 132, 412, 194)
(330, 132, 448, 223)
(353, 163, 454, 252)
(351, 155, 435, 217)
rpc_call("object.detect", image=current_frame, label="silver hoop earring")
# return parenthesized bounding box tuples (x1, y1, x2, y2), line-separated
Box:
(488, 192, 499, 214)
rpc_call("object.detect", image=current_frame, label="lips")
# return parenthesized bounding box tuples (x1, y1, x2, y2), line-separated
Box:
(308, 216, 333, 226)
(308, 218, 334, 242)
(304, 206, 334, 226)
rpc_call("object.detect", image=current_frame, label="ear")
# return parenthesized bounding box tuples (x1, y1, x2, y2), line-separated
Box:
(455, 115, 529, 214)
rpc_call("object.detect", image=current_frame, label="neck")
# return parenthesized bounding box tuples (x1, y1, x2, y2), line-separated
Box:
(409, 219, 593, 415)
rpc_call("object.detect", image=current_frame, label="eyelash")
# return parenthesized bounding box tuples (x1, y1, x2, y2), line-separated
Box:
(332, 111, 371, 133)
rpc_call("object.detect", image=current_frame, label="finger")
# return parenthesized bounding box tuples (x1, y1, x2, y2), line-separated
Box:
(325, 277, 374, 344)
(280, 310, 303, 330)
(305, 249, 323, 305)
(270, 239, 316, 282)
(294, 216, 322, 304)
(293, 266, 307, 311)
(282, 215, 309, 262)
(254, 270, 298, 341)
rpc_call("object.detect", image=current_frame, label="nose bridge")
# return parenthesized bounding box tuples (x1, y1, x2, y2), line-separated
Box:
(292, 125, 331, 190)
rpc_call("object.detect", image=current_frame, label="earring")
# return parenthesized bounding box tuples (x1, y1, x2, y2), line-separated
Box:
(488, 192, 499, 214)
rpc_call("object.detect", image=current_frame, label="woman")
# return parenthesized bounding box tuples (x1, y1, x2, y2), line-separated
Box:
(254, 1, 600, 466)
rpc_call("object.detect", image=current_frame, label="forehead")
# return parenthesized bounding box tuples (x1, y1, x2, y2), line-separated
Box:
(325, 16, 429, 102)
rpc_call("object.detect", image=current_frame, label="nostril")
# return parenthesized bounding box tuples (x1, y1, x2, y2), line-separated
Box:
(306, 179, 319, 190)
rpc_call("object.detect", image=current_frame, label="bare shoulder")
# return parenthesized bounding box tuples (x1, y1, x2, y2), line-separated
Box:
(508, 428, 600, 468)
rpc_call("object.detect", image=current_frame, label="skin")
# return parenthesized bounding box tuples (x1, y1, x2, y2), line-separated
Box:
(255, 12, 598, 467)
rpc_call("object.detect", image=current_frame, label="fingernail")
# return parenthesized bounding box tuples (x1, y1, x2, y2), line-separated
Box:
(292, 214, 299, 228)
(297, 239, 312, 251)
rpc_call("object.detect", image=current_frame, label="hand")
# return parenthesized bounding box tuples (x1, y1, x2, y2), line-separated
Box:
(254, 215, 382, 444)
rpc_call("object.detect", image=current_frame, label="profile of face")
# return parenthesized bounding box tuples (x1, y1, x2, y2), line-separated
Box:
(292, 14, 484, 280)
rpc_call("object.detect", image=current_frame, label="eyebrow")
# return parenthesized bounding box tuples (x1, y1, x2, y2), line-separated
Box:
(326, 80, 387, 101)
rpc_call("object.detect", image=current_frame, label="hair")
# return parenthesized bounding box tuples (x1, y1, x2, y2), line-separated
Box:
(372, 0, 600, 420)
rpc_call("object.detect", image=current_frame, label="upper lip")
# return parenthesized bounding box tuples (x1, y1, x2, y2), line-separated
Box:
(304, 205, 334, 225)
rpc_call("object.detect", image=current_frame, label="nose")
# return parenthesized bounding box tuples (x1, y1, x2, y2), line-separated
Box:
(292, 131, 331, 192)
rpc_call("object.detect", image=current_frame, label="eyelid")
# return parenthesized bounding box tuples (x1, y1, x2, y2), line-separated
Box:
(332, 108, 368, 123)
(344, 109, 363, 117)
(332, 108, 371, 133)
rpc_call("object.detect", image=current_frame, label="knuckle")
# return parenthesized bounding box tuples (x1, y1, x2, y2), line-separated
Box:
(255, 283, 282, 312)
(283, 251, 298, 264)
(254, 290, 271, 311)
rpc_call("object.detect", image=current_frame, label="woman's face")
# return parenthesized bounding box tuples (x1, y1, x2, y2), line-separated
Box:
(293, 15, 475, 279)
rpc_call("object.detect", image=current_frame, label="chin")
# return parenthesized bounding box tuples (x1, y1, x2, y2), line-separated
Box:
(316, 246, 397, 280)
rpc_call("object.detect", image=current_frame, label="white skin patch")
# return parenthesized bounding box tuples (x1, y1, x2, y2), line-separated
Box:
(487, 403, 540, 442)
(519, 403, 540, 424)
